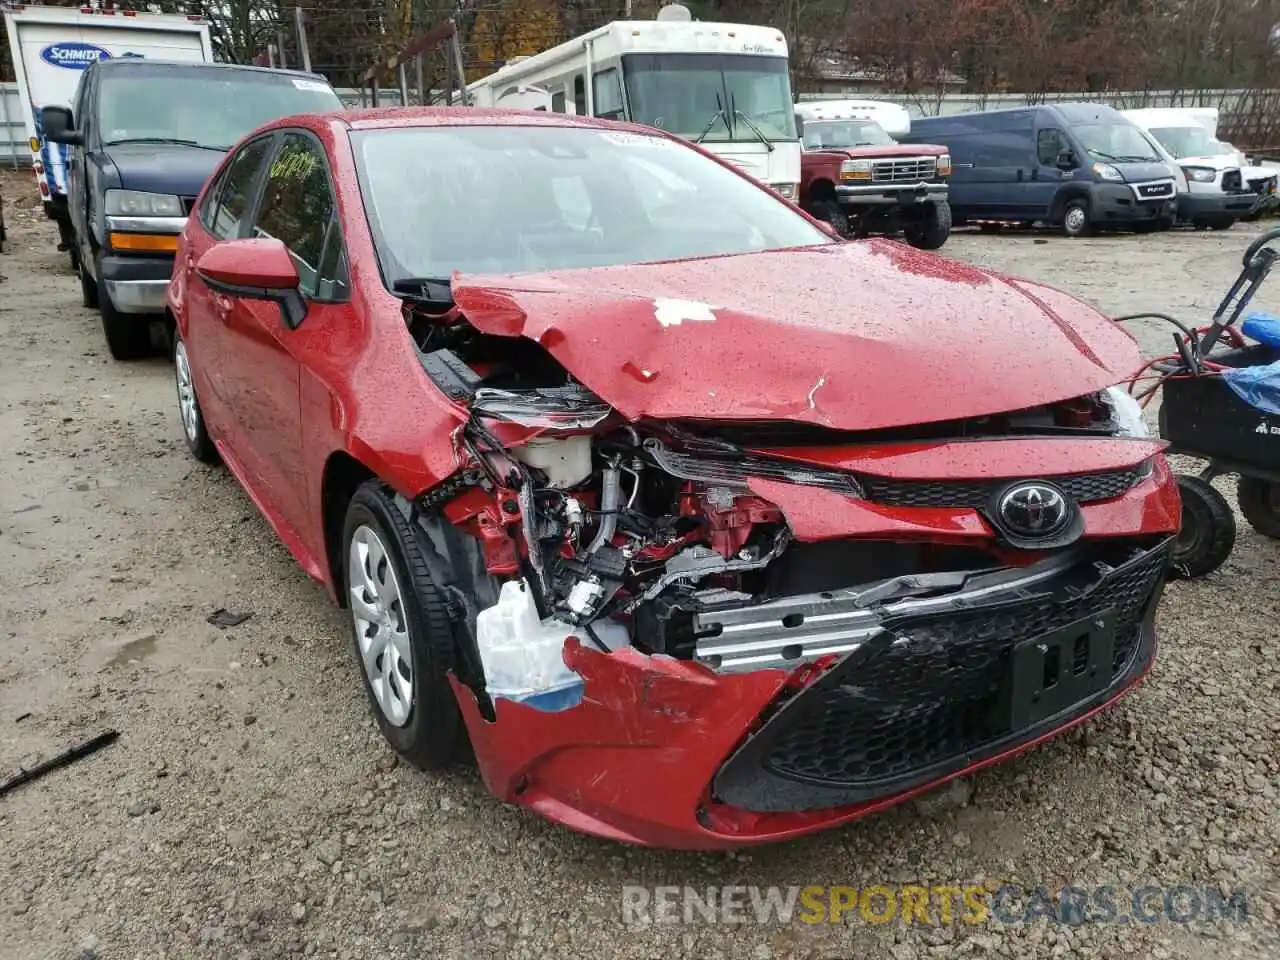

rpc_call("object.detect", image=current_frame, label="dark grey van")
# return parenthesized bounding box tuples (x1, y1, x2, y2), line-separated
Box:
(900, 103, 1177, 236)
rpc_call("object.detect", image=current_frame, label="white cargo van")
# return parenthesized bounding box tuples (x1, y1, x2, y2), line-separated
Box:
(1124, 107, 1258, 230)
(2, 3, 212, 260)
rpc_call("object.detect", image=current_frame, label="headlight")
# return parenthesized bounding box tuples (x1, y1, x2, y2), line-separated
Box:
(839, 159, 872, 181)
(1091, 162, 1123, 182)
(936, 154, 951, 177)
(105, 189, 184, 217)
(1181, 166, 1216, 183)
(1102, 385, 1150, 438)
(771, 182, 798, 200)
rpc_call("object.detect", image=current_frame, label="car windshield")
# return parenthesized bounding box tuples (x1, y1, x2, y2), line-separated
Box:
(622, 54, 797, 141)
(801, 119, 895, 150)
(353, 124, 830, 284)
(1149, 125, 1231, 160)
(99, 67, 343, 151)
(1072, 122, 1163, 163)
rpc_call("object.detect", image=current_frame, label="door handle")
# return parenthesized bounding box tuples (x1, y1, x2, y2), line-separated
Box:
(213, 294, 233, 321)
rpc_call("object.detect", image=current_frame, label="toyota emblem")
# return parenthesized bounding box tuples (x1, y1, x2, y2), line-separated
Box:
(997, 482, 1070, 538)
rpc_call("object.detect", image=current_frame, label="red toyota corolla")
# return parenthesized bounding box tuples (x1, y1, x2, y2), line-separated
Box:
(167, 107, 1180, 850)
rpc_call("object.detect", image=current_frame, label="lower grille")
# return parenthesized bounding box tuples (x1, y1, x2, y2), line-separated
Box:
(711, 541, 1169, 812)
(872, 157, 936, 183)
(861, 466, 1143, 508)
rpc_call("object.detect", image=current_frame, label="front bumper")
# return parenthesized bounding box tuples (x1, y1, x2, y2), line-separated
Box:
(836, 181, 948, 207)
(99, 254, 176, 315)
(1091, 183, 1176, 224)
(452, 447, 1179, 849)
(1177, 192, 1257, 220)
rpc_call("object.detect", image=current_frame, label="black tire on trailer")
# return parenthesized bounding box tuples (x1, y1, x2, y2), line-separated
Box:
(904, 199, 952, 250)
(342, 481, 468, 771)
(1236, 475, 1280, 539)
(1169, 474, 1236, 579)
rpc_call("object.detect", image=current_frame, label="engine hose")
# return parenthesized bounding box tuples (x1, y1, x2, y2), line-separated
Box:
(588, 466, 621, 554)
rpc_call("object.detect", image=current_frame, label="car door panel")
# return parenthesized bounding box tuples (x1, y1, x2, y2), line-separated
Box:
(1031, 127, 1069, 220)
(186, 134, 277, 415)
(216, 131, 348, 547)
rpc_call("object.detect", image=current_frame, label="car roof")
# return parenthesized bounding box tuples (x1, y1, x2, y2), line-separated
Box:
(93, 58, 328, 82)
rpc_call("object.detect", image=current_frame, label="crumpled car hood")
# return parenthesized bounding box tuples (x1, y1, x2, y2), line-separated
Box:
(451, 240, 1142, 432)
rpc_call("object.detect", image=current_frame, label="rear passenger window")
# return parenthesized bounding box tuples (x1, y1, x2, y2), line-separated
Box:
(201, 136, 273, 241)
(251, 132, 348, 302)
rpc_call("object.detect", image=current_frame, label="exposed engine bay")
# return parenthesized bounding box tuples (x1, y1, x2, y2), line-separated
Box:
(409, 301, 1159, 705)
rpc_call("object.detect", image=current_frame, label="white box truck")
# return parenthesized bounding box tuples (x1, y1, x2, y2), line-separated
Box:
(2, 3, 212, 259)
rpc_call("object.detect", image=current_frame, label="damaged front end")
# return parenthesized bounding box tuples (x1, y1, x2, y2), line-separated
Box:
(403, 290, 1178, 850)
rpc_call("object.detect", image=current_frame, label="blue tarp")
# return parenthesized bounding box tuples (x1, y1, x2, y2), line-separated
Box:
(1222, 311, 1280, 415)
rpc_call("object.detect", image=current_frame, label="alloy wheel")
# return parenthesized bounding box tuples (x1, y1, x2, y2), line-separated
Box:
(348, 524, 414, 727)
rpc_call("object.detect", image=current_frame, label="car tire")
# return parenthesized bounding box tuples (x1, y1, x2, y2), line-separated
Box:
(810, 199, 849, 237)
(1240, 211, 1263, 223)
(1209, 218, 1235, 231)
(1169, 474, 1236, 578)
(904, 199, 952, 250)
(343, 481, 466, 771)
(1236, 476, 1280, 538)
(1062, 199, 1091, 237)
(97, 256, 151, 361)
(173, 332, 219, 465)
(79, 255, 100, 309)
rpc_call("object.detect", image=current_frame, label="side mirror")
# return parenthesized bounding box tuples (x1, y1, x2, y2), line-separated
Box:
(41, 105, 83, 146)
(196, 238, 306, 329)
(1056, 148, 1077, 170)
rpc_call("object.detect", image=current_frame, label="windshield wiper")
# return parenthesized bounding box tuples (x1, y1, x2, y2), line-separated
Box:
(393, 276, 455, 310)
(695, 102, 729, 143)
(1089, 149, 1121, 161)
(103, 137, 227, 151)
(729, 92, 775, 153)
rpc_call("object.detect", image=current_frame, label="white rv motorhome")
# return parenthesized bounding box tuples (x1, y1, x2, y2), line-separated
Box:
(465, 4, 801, 201)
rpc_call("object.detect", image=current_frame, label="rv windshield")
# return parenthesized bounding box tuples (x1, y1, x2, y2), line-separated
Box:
(353, 124, 829, 284)
(98, 66, 342, 151)
(622, 54, 797, 142)
(1149, 126, 1231, 160)
(801, 119, 895, 150)
(1072, 122, 1163, 163)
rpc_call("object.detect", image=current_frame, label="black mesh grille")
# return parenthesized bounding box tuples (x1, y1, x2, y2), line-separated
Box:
(759, 547, 1165, 789)
(860, 467, 1142, 509)
(712, 544, 1169, 811)
(1223, 170, 1244, 192)
(180, 196, 199, 215)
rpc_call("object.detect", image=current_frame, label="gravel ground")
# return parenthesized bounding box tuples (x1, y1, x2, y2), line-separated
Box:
(1, 166, 1277, 960)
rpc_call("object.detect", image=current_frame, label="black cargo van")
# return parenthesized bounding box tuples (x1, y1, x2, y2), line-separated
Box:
(901, 103, 1177, 236)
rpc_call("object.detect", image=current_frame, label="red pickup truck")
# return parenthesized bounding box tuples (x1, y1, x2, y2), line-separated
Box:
(797, 115, 952, 249)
